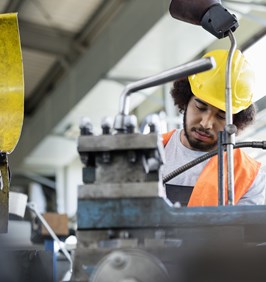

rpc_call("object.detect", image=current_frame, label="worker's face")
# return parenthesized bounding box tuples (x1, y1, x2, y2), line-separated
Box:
(182, 96, 226, 151)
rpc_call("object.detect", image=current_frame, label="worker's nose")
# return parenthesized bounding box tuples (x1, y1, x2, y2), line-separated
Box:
(200, 113, 214, 130)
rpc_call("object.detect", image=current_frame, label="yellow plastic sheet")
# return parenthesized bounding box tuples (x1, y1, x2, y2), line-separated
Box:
(0, 13, 24, 153)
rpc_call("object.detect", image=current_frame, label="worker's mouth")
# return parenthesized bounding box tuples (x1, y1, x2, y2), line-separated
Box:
(193, 129, 213, 142)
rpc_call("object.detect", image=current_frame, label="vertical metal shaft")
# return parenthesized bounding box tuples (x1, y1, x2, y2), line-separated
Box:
(225, 31, 237, 205)
(218, 131, 225, 205)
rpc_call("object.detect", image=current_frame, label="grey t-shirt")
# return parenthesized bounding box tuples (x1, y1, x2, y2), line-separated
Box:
(162, 129, 266, 205)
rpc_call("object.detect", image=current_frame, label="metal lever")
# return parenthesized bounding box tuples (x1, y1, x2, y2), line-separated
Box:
(114, 57, 216, 132)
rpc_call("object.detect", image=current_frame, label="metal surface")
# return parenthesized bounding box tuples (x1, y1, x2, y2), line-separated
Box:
(0, 13, 24, 154)
(0, 13, 24, 233)
(78, 132, 162, 152)
(114, 57, 215, 131)
(75, 122, 266, 281)
(225, 31, 237, 205)
(0, 249, 53, 282)
(75, 114, 172, 280)
(90, 249, 169, 282)
(78, 182, 160, 199)
(72, 234, 266, 282)
(77, 197, 266, 229)
(0, 154, 9, 233)
(75, 118, 266, 281)
(78, 131, 164, 186)
(218, 131, 225, 205)
(74, 193, 266, 281)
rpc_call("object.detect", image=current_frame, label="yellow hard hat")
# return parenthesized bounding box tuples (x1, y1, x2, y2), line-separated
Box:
(188, 49, 255, 114)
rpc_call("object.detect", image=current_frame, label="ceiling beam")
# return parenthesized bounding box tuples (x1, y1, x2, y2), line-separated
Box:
(9, 0, 169, 170)
(4, 0, 25, 12)
(75, 0, 128, 45)
(23, 0, 130, 115)
(19, 19, 74, 55)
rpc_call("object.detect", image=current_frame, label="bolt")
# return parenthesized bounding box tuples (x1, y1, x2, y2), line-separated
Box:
(110, 252, 127, 269)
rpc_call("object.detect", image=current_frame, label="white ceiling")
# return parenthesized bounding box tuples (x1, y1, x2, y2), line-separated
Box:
(19, 0, 103, 32)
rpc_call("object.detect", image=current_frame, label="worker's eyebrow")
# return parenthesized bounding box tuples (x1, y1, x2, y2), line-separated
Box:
(194, 98, 208, 107)
(195, 97, 225, 115)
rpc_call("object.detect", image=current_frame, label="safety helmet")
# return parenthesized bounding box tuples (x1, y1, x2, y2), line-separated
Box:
(188, 49, 255, 114)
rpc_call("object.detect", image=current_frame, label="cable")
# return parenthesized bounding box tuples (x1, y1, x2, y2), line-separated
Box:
(162, 141, 266, 184)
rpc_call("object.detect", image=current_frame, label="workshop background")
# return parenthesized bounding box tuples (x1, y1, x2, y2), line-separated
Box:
(4, 0, 266, 225)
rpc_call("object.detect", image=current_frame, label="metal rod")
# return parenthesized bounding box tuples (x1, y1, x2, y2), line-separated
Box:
(218, 131, 225, 205)
(225, 30, 237, 205)
(114, 57, 216, 131)
(120, 57, 215, 115)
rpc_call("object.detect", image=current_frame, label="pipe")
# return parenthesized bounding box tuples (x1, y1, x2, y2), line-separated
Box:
(218, 131, 225, 205)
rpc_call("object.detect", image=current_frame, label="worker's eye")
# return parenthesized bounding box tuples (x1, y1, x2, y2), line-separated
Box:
(196, 105, 206, 112)
(217, 113, 226, 120)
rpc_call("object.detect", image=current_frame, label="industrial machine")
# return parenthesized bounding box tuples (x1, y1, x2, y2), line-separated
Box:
(70, 2, 266, 281)
(72, 70, 266, 281)
(2, 2, 266, 282)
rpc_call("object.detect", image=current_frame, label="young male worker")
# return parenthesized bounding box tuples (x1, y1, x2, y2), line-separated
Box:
(162, 49, 266, 207)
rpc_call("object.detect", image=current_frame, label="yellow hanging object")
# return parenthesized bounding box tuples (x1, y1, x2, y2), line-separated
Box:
(0, 13, 24, 154)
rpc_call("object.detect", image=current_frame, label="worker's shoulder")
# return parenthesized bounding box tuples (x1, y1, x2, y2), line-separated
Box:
(162, 129, 177, 146)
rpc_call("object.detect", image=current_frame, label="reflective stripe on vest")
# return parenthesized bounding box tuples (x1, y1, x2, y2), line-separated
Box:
(162, 130, 261, 206)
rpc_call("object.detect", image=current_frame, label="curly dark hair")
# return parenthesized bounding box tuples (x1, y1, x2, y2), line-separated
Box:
(170, 78, 256, 133)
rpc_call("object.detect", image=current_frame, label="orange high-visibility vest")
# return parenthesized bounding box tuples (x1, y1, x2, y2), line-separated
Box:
(162, 130, 261, 206)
